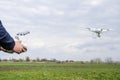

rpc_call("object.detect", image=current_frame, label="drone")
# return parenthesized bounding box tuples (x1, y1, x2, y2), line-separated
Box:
(15, 31, 30, 40)
(86, 28, 111, 38)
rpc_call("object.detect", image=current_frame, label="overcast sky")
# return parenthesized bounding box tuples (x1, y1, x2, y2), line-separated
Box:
(0, 0, 120, 61)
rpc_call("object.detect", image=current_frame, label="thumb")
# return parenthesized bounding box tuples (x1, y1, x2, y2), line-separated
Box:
(18, 40, 22, 43)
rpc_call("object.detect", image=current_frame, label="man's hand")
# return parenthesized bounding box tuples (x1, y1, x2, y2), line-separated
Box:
(13, 41, 27, 54)
(0, 41, 27, 54)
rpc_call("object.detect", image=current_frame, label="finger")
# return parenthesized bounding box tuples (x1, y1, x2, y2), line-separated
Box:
(17, 52, 21, 54)
(18, 46, 27, 53)
(17, 50, 22, 54)
(16, 48, 22, 54)
(22, 48, 27, 52)
(23, 45, 27, 51)
(18, 40, 22, 43)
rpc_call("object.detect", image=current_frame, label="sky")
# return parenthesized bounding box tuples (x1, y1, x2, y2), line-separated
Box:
(0, 0, 120, 61)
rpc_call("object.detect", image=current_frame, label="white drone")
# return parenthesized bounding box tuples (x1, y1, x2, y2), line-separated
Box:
(86, 28, 111, 38)
(15, 31, 30, 40)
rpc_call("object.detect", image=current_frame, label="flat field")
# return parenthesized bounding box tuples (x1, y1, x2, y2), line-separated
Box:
(0, 62, 120, 80)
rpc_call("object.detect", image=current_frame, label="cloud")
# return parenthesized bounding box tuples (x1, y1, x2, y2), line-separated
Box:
(90, 0, 103, 6)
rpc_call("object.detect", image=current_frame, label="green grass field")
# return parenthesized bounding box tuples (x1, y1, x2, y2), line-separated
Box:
(0, 62, 120, 80)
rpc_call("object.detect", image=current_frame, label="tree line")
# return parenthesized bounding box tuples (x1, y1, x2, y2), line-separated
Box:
(0, 57, 119, 64)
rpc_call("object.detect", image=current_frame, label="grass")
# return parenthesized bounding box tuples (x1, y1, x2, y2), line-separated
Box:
(0, 62, 120, 80)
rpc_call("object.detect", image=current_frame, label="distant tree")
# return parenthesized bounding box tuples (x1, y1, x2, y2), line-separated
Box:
(69, 60, 74, 62)
(50, 58, 57, 62)
(90, 58, 102, 64)
(90, 60, 94, 64)
(19, 58, 24, 62)
(11, 58, 17, 62)
(36, 57, 40, 62)
(26, 56, 30, 62)
(32, 59, 36, 62)
(41, 58, 48, 62)
(79, 61, 84, 64)
(105, 57, 113, 64)
(56, 61, 63, 64)
(65, 60, 69, 63)
(0, 58, 1, 62)
(3, 59, 8, 62)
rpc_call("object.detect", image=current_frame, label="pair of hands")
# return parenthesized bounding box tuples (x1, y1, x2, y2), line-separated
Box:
(0, 41, 27, 54)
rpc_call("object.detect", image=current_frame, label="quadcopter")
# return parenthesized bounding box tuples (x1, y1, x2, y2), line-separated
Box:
(15, 31, 30, 40)
(86, 28, 111, 38)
